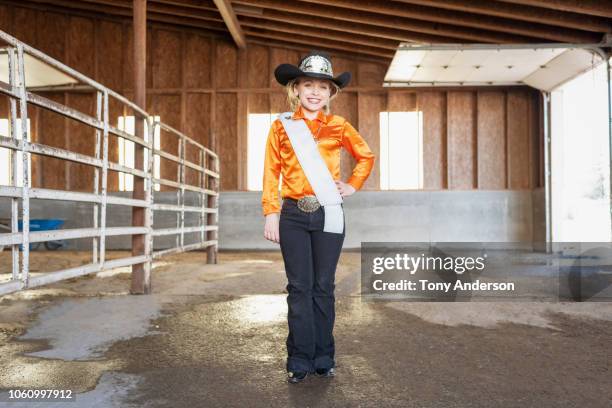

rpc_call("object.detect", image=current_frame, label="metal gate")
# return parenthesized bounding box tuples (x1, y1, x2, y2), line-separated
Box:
(0, 30, 219, 296)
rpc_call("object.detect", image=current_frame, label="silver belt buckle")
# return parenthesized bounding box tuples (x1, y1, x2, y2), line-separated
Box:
(297, 195, 320, 213)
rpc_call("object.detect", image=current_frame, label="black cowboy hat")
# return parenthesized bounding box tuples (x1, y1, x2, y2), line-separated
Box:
(274, 50, 351, 89)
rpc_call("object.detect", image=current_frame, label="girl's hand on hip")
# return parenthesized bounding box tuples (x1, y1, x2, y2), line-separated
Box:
(264, 213, 280, 244)
(335, 180, 356, 197)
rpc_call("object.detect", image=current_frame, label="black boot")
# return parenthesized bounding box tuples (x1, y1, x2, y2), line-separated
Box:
(314, 367, 335, 378)
(287, 370, 308, 384)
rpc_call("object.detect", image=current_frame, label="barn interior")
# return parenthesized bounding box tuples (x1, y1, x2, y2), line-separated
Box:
(0, 1, 611, 406)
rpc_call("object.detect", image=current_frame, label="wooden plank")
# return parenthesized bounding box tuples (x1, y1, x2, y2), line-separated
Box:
(391, 0, 610, 34)
(184, 33, 212, 88)
(234, 0, 537, 43)
(185, 93, 211, 147)
(184, 93, 211, 186)
(497, 0, 612, 19)
(447, 91, 476, 189)
(97, 20, 123, 90)
(269, 92, 288, 115)
(152, 28, 182, 89)
(215, 92, 237, 190)
(245, 30, 394, 60)
(357, 93, 383, 190)
(67, 16, 95, 78)
(35, 11, 66, 62)
(38, 93, 67, 190)
(418, 91, 447, 189)
(0, 5, 12, 36)
(247, 43, 269, 88)
(122, 22, 134, 90)
(331, 92, 358, 182)
(12, 7, 37, 45)
(240, 16, 400, 51)
(66, 93, 95, 191)
(387, 92, 416, 112)
(506, 90, 530, 189)
(151, 94, 181, 189)
(214, 39, 238, 88)
(476, 91, 506, 189)
(248, 93, 269, 114)
(356, 61, 386, 87)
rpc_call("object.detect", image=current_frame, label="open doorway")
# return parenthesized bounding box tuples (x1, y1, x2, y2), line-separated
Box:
(550, 61, 611, 242)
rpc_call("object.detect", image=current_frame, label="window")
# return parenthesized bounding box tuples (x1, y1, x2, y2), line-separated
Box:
(247, 112, 282, 191)
(117, 116, 160, 192)
(379, 111, 423, 190)
(0, 118, 31, 187)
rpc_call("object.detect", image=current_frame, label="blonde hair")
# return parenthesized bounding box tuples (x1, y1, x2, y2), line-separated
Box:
(285, 77, 340, 115)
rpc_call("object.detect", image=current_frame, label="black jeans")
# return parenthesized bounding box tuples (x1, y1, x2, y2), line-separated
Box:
(279, 198, 345, 373)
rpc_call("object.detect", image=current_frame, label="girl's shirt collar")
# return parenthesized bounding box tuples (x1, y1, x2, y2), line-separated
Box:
(291, 105, 328, 124)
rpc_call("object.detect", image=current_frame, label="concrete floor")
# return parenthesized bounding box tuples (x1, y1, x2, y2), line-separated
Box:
(0, 250, 611, 407)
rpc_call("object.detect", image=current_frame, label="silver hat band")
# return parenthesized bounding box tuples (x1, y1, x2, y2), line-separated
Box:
(299, 55, 334, 76)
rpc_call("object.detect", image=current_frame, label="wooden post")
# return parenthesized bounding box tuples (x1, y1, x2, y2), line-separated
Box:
(130, 0, 149, 294)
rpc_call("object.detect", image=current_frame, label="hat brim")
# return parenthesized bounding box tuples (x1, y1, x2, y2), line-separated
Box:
(274, 63, 351, 89)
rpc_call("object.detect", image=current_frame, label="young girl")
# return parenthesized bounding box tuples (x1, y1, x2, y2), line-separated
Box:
(262, 50, 375, 383)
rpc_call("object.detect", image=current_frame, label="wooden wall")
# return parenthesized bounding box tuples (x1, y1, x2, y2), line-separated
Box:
(0, 4, 543, 193)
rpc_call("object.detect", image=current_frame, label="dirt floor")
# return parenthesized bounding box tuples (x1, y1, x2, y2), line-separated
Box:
(0, 250, 611, 407)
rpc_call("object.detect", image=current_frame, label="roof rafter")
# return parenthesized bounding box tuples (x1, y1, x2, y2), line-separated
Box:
(298, 0, 602, 43)
(212, 0, 246, 48)
(244, 28, 394, 59)
(391, 0, 610, 33)
(240, 16, 399, 50)
(233, 0, 550, 43)
(235, 8, 467, 44)
(494, 0, 612, 19)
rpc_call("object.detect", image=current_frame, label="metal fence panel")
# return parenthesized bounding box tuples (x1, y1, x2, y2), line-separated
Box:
(0, 30, 220, 296)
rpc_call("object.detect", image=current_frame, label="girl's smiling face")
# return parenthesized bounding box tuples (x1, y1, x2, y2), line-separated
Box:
(294, 77, 333, 113)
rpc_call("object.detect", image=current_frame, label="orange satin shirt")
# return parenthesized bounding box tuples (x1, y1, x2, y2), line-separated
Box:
(262, 105, 375, 216)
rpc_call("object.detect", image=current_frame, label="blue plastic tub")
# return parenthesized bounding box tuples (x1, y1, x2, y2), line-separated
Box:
(17, 219, 66, 251)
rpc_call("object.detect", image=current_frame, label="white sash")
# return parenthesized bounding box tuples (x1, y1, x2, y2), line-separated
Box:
(279, 111, 344, 234)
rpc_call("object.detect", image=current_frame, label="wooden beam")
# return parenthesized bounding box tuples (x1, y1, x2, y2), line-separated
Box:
(80, 0, 218, 14)
(243, 29, 394, 59)
(298, 0, 602, 43)
(212, 0, 246, 48)
(146, 11, 226, 31)
(391, 0, 611, 34)
(152, 0, 217, 11)
(245, 38, 391, 64)
(232, 0, 545, 43)
(236, 9, 463, 44)
(14, 0, 227, 30)
(78, 0, 133, 9)
(20, 0, 135, 16)
(145, 1, 223, 22)
(35, 0, 225, 24)
(495, 0, 612, 19)
(131, 0, 149, 294)
(239, 16, 399, 50)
